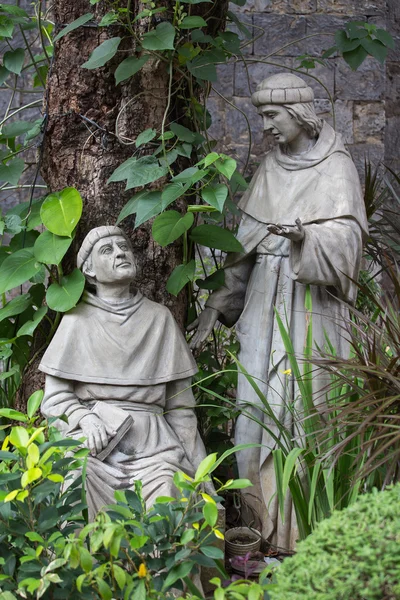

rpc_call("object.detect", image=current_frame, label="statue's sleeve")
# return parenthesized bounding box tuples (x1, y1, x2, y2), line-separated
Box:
(205, 212, 265, 327)
(41, 374, 91, 430)
(165, 378, 207, 469)
(290, 218, 363, 304)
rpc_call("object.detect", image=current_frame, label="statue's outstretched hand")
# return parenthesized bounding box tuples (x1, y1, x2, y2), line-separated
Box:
(187, 307, 220, 351)
(79, 414, 117, 456)
(267, 218, 305, 242)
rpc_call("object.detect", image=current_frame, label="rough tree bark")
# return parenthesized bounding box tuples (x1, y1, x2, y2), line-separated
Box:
(16, 0, 229, 407)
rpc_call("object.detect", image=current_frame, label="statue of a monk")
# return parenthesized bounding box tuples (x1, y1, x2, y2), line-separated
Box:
(189, 73, 369, 549)
(40, 226, 208, 520)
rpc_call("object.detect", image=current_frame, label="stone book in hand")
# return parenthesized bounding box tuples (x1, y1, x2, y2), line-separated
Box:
(91, 402, 133, 461)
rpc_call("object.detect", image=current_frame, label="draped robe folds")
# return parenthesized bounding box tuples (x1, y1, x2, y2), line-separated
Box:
(39, 292, 205, 520)
(206, 122, 368, 550)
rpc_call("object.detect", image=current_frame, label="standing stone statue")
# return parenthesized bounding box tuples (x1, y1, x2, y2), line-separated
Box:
(40, 226, 209, 520)
(189, 73, 369, 549)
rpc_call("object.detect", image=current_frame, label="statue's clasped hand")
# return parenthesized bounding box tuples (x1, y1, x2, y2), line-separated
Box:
(79, 414, 117, 456)
(267, 218, 305, 242)
(187, 307, 220, 351)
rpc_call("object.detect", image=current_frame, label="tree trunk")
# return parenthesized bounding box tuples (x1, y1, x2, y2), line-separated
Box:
(17, 0, 229, 407)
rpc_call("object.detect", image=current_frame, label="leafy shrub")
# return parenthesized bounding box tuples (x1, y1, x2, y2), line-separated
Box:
(269, 485, 400, 600)
(0, 395, 252, 600)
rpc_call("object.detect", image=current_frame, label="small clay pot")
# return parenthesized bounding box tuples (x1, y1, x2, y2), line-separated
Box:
(225, 526, 262, 558)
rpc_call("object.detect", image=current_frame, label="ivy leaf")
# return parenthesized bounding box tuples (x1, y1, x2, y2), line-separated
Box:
(172, 167, 207, 184)
(152, 211, 194, 246)
(0, 120, 35, 138)
(46, 269, 85, 312)
(0, 15, 14, 38)
(34, 230, 73, 265)
(99, 12, 118, 26)
(0, 158, 24, 185)
(134, 192, 165, 227)
(0, 248, 41, 294)
(81, 37, 121, 69)
(17, 306, 47, 337)
(214, 155, 236, 180)
(360, 37, 387, 63)
(375, 28, 394, 49)
(170, 123, 196, 143)
(187, 55, 217, 82)
(161, 182, 188, 207)
(115, 54, 150, 85)
(53, 13, 94, 42)
(40, 187, 83, 237)
(343, 45, 368, 70)
(166, 260, 195, 296)
(142, 22, 175, 51)
(176, 143, 192, 158)
(190, 225, 243, 252)
(0, 66, 10, 85)
(179, 16, 207, 29)
(201, 184, 228, 212)
(135, 128, 157, 147)
(196, 269, 225, 290)
(108, 156, 167, 189)
(0, 294, 32, 323)
(3, 48, 25, 74)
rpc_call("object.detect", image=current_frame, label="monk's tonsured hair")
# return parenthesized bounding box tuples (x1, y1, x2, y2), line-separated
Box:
(283, 102, 324, 138)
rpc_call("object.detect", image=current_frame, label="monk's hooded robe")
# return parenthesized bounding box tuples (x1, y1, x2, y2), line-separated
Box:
(40, 291, 204, 520)
(206, 122, 369, 549)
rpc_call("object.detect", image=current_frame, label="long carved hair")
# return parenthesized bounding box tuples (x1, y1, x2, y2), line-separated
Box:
(283, 102, 324, 138)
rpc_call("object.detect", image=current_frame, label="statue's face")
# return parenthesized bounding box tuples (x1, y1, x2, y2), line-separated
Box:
(258, 104, 303, 145)
(89, 235, 136, 285)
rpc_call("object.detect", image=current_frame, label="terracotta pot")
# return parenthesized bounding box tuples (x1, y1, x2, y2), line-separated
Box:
(225, 526, 262, 558)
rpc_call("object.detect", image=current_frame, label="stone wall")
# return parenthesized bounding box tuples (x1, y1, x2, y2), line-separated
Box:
(208, 0, 399, 182)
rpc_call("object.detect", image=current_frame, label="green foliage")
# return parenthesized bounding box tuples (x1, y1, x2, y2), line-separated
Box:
(269, 485, 400, 600)
(0, 403, 252, 600)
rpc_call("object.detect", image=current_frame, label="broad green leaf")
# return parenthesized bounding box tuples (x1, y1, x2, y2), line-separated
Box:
(0, 15, 14, 38)
(3, 48, 24, 74)
(221, 478, 252, 490)
(172, 167, 207, 183)
(360, 37, 387, 63)
(0, 158, 24, 185)
(161, 182, 187, 207)
(53, 13, 93, 42)
(0, 248, 41, 294)
(27, 390, 44, 419)
(181, 529, 196, 544)
(176, 143, 192, 158)
(201, 184, 228, 212)
(133, 580, 146, 600)
(202, 152, 219, 167)
(195, 453, 217, 480)
(5, 213, 22, 234)
(40, 187, 83, 237)
(46, 269, 85, 312)
(115, 54, 150, 84)
(0, 408, 28, 422)
(0, 293, 31, 323)
(179, 16, 207, 29)
(135, 128, 156, 147)
(190, 225, 243, 252)
(17, 306, 47, 337)
(152, 211, 194, 246)
(170, 123, 196, 143)
(113, 565, 126, 590)
(116, 191, 146, 223)
(203, 501, 218, 527)
(201, 546, 224, 559)
(343, 45, 368, 70)
(196, 269, 225, 290)
(9, 426, 29, 448)
(0, 66, 10, 85)
(82, 37, 121, 69)
(215, 155, 236, 180)
(1, 120, 34, 138)
(187, 55, 217, 82)
(27, 443, 40, 468)
(34, 230, 73, 265)
(0, 365, 20, 383)
(7, 198, 44, 231)
(375, 28, 394, 49)
(21, 467, 42, 488)
(166, 260, 195, 296)
(108, 156, 167, 189)
(162, 561, 194, 591)
(99, 11, 118, 26)
(4, 489, 19, 502)
(142, 22, 175, 51)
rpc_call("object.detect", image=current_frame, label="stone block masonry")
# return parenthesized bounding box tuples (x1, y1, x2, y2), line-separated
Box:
(208, 0, 399, 182)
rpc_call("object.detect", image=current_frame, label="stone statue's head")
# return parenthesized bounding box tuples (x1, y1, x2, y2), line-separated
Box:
(77, 226, 136, 287)
(251, 73, 323, 138)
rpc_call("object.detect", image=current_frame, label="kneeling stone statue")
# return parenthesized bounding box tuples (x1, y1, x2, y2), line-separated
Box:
(40, 226, 208, 520)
